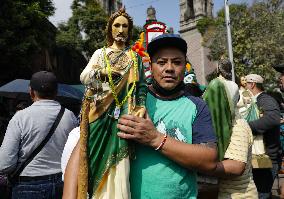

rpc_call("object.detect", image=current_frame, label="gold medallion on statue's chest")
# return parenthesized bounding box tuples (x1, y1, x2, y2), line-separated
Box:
(107, 50, 130, 70)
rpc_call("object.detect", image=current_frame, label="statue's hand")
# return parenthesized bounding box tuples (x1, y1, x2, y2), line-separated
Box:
(100, 68, 107, 77)
(92, 67, 120, 82)
(132, 106, 146, 118)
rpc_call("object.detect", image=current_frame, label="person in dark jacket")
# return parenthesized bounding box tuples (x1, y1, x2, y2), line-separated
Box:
(245, 73, 282, 199)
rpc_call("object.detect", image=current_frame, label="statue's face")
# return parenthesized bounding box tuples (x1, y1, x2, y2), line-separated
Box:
(240, 76, 247, 87)
(112, 16, 129, 43)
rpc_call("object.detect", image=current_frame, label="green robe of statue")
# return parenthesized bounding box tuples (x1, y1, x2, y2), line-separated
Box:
(79, 47, 147, 199)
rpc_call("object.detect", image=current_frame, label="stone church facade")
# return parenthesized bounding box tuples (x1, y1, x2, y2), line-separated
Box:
(179, 0, 217, 85)
(97, 0, 122, 15)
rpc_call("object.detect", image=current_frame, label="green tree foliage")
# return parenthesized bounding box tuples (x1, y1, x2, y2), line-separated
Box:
(196, 17, 216, 36)
(56, 0, 143, 59)
(0, 0, 55, 78)
(132, 25, 143, 44)
(199, 0, 284, 86)
(56, 16, 84, 53)
(56, 0, 108, 59)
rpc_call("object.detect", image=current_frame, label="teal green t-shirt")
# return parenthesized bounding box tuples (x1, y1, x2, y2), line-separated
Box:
(130, 92, 198, 199)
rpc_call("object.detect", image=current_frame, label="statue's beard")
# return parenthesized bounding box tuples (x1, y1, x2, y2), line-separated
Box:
(114, 36, 127, 43)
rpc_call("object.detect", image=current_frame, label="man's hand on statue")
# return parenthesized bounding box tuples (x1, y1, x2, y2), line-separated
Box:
(117, 113, 163, 148)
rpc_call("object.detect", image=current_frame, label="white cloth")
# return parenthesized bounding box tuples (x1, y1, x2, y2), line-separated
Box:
(61, 126, 80, 180)
(252, 135, 266, 155)
(237, 87, 253, 118)
(222, 79, 239, 107)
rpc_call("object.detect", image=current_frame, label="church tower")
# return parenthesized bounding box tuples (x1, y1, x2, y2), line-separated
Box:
(97, 0, 122, 15)
(180, 0, 215, 85)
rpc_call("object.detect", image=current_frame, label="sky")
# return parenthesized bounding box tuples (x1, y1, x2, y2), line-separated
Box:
(49, 0, 251, 33)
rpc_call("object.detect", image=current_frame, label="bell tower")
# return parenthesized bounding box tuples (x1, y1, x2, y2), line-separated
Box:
(179, 0, 215, 85)
(97, 0, 122, 15)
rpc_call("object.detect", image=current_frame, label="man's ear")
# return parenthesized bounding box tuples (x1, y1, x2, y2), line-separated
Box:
(149, 59, 153, 72)
(29, 87, 35, 101)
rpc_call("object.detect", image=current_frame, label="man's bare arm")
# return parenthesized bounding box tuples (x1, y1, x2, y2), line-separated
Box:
(210, 160, 246, 178)
(62, 142, 80, 199)
(117, 114, 218, 173)
(157, 137, 217, 172)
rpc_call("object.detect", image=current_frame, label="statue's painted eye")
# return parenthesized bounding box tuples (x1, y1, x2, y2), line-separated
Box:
(113, 24, 120, 28)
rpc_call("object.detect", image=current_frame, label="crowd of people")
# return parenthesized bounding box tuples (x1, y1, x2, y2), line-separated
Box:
(0, 8, 284, 199)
